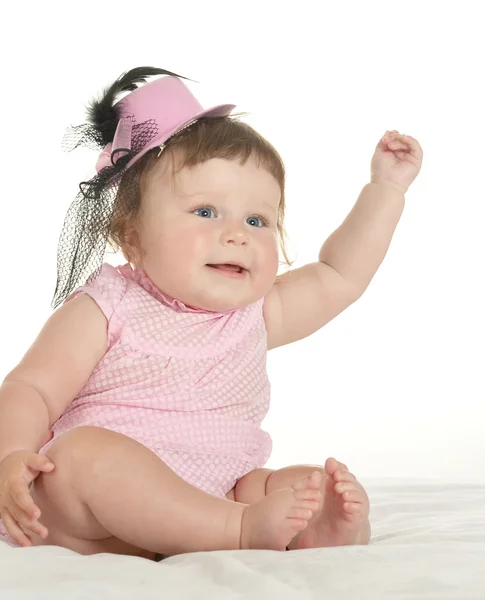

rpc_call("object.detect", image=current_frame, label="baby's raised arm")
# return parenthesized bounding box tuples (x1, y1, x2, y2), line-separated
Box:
(0, 293, 108, 463)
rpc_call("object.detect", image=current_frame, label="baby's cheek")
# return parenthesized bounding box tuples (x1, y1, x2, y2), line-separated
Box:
(266, 243, 280, 275)
(258, 246, 279, 289)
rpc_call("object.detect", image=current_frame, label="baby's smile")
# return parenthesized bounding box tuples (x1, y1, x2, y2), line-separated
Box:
(206, 263, 249, 279)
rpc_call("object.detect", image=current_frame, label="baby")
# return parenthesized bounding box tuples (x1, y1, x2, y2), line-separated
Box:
(0, 67, 422, 559)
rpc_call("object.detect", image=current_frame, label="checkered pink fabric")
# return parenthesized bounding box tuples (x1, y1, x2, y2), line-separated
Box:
(52, 264, 272, 494)
(0, 263, 272, 546)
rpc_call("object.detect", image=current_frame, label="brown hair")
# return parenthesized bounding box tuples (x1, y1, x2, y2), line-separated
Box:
(108, 115, 292, 266)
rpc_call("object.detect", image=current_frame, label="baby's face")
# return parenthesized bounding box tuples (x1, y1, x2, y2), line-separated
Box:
(134, 154, 281, 311)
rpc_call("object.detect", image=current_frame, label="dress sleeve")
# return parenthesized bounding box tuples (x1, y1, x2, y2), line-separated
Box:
(64, 263, 127, 321)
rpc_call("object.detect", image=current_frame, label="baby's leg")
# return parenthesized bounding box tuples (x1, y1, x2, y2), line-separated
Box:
(234, 459, 371, 549)
(30, 427, 322, 557)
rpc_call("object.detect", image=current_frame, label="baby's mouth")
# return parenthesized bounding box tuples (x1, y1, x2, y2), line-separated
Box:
(206, 264, 247, 274)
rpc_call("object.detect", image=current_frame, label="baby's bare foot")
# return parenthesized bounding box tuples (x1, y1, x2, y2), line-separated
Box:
(289, 458, 371, 550)
(240, 472, 322, 551)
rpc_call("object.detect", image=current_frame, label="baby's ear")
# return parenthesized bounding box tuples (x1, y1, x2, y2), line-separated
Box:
(123, 226, 143, 264)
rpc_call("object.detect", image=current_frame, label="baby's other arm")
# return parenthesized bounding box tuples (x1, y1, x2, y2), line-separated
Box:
(0, 294, 108, 463)
(263, 132, 422, 350)
(263, 260, 362, 350)
(263, 183, 405, 350)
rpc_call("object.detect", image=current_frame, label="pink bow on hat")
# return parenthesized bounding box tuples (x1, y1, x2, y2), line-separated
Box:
(95, 116, 135, 172)
(95, 144, 114, 172)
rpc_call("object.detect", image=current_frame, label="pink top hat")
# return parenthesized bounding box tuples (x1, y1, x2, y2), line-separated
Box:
(95, 76, 235, 173)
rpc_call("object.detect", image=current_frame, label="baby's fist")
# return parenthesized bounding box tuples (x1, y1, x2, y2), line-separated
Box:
(371, 130, 423, 194)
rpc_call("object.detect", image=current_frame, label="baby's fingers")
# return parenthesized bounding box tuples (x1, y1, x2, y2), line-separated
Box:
(8, 483, 49, 539)
(1, 508, 32, 547)
(11, 483, 40, 518)
(7, 499, 48, 540)
(402, 135, 423, 160)
(25, 454, 55, 475)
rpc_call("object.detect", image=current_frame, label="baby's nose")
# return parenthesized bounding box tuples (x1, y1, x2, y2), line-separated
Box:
(221, 223, 248, 245)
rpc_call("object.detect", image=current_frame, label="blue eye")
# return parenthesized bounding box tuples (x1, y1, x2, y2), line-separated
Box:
(194, 206, 216, 218)
(247, 216, 267, 228)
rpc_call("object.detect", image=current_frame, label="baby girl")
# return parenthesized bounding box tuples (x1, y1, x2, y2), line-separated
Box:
(0, 67, 422, 559)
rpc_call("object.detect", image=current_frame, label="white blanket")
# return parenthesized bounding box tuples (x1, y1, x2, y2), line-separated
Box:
(1, 480, 484, 599)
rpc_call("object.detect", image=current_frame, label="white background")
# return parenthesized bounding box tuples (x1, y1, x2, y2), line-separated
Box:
(0, 1, 483, 482)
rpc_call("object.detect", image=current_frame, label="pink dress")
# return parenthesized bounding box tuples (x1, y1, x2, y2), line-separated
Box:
(0, 263, 272, 546)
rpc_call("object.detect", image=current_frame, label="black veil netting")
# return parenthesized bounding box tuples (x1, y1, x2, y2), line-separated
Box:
(51, 66, 189, 309)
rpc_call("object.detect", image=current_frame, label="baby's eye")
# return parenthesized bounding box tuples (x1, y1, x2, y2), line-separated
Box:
(247, 216, 267, 228)
(193, 206, 216, 218)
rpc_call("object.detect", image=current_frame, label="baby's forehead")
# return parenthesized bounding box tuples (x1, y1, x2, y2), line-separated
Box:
(149, 154, 278, 196)
(139, 150, 281, 220)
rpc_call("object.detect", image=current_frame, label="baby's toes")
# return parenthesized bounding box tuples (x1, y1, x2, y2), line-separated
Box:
(334, 480, 364, 497)
(295, 497, 321, 514)
(335, 482, 369, 510)
(307, 471, 323, 489)
(343, 501, 367, 516)
(342, 488, 365, 504)
(334, 469, 356, 483)
(292, 471, 322, 493)
(324, 457, 346, 476)
(288, 507, 314, 521)
(353, 483, 369, 506)
(294, 488, 322, 503)
(335, 481, 354, 495)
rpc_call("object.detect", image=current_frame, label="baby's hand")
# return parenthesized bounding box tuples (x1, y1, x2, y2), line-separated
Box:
(0, 451, 54, 546)
(371, 130, 423, 194)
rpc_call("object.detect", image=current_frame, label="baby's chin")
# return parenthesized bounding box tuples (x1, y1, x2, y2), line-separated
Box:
(163, 270, 274, 313)
(190, 291, 262, 313)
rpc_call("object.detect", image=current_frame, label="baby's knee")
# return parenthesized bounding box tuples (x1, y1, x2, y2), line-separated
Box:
(32, 427, 110, 540)
(46, 427, 124, 479)
(234, 468, 274, 504)
(44, 426, 109, 462)
(34, 428, 108, 505)
(41, 426, 144, 492)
